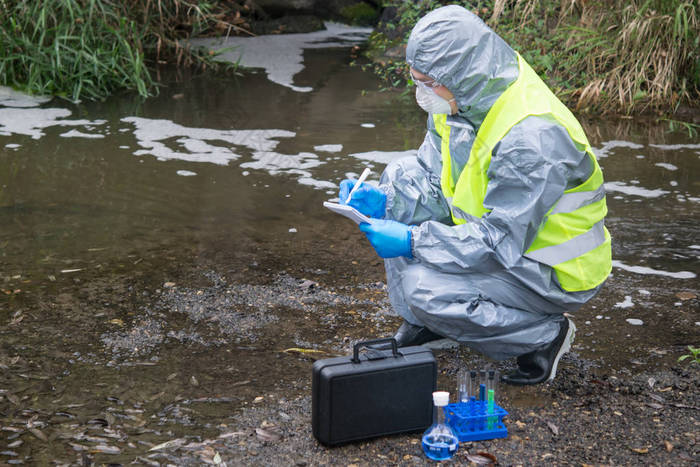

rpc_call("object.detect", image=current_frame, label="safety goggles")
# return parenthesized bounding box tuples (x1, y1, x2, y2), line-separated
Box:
(410, 70, 441, 89)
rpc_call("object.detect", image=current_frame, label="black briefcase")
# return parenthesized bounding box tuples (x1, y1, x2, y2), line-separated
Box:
(312, 338, 437, 446)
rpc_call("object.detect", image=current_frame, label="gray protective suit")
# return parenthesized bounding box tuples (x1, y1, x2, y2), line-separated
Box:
(379, 5, 604, 360)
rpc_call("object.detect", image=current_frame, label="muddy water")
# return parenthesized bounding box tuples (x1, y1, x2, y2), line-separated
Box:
(1, 31, 699, 464)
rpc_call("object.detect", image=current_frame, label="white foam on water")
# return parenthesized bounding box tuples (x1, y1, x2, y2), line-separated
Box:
(297, 176, 337, 189)
(637, 289, 651, 295)
(690, 245, 700, 250)
(0, 86, 51, 108)
(649, 143, 700, 150)
(596, 315, 603, 319)
(361, 123, 375, 128)
(240, 151, 336, 190)
(592, 140, 644, 159)
(289, 228, 297, 233)
(241, 151, 323, 172)
(614, 295, 634, 308)
(190, 23, 372, 92)
(4, 143, 20, 149)
(60, 129, 105, 139)
(612, 260, 696, 279)
(626, 318, 644, 326)
(176, 170, 197, 176)
(670, 181, 678, 186)
(122, 117, 295, 165)
(0, 107, 107, 139)
(349, 149, 418, 165)
(604, 181, 670, 198)
(314, 144, 343, 153)
(654, 162, 678, 171)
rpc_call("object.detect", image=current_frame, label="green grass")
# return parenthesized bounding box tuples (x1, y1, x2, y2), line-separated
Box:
(0, 0, 244, 101)
(369, 0, 700, 115)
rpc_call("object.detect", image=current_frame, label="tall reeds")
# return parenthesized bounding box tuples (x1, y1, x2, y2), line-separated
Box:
(491, 0, 699, 114)
(0, 0, 245, 101)
(375, 0, 699, 115)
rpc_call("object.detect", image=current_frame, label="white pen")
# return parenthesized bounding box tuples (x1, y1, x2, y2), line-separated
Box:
(345, 168, 371, 204)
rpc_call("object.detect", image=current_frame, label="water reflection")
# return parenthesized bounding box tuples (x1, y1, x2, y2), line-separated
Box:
(0, 32, 698, 465)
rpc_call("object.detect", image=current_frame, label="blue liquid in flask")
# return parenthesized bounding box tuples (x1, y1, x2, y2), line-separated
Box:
(422, 432, 458, 461)
(422, 391, 459, 461)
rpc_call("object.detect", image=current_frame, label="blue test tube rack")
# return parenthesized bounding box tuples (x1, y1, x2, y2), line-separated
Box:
(443, 399, 508, 442)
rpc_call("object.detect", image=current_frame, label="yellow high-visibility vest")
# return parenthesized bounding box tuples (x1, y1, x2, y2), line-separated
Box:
(432, 54, 611, 292)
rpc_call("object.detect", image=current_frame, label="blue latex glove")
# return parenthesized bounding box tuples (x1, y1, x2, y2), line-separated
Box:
(339, 179, 386, 219)
(360, 220, 413, 259)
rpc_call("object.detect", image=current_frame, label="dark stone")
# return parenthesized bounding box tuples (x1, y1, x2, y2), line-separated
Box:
(248, 14, 325, 34)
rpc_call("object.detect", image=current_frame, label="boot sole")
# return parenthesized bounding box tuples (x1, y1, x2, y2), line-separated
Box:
(547, 318, 576, 382)
(423, 338, 459, 350)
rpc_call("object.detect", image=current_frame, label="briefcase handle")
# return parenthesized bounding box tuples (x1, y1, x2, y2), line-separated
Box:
(352, 338, 400, 363)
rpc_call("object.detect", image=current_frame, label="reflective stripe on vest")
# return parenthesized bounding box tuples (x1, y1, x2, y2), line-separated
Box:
(432, 54, 612, 292)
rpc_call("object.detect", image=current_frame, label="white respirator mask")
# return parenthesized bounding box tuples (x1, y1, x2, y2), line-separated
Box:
(415, 82, 455, 115)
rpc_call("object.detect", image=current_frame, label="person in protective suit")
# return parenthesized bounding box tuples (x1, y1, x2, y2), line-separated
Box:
(339, 5, 612, 385)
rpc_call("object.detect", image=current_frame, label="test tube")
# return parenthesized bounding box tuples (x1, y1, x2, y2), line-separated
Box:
(458, 369, 470, 403)
(469, 370, 477, 401)
(488, 370, 498, 401)
(487, 389, 495, 429)
(479, 370, 487, 401)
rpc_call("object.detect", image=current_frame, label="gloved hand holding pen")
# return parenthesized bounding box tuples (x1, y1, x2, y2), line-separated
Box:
(339, 171, 387, 219)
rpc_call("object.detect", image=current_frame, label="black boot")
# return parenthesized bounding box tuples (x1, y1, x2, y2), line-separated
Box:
(371, 320, 446, 350)
(501, 318, 576, 386)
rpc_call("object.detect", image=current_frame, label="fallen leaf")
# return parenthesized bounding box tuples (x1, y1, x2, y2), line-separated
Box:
(109, 319, 124, 326)
(87, 418, 109, 427)
(218, 431, 245, 439)
(149, 438, 186, 451)
(546, 421, 559, 436)
(29, 427, 48, 441)
(658, 386, 672, 392)
(213, 452, 222, 464)
(649, 394, 665, 403)
(672, 403, 699, 410)
(645, 402, 663, 409)
(675, 291, 696, 300)
(282, 347, 326, 355)
(163, 282, 176, 288)
(92, 444, 121, 454)
(515, 420, 526, 429)
(476, 451, 498, 464)
(190, 376, 199, 386)
(664, 440, 673, 452)
(253, 396, 264, 403)
(614, 411, 623, 416)
(255, 426, 281, 442)
(466, 453, 494, 465)
(647, 377, 656, 389)
(630, 447, 649, 454)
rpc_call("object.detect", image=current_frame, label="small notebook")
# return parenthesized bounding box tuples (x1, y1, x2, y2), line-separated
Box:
(323, 202, 372, 224)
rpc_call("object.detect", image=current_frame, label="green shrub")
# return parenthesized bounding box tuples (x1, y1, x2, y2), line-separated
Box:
(341, 2, 380, 26)
(0, 0, 237, 101)
(368, 0, 700, 115)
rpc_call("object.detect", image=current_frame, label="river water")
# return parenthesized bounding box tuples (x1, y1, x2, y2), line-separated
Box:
(1, 25, 698, 464)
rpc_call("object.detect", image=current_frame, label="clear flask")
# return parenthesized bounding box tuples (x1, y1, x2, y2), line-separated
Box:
(422, 391, 459, 461)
